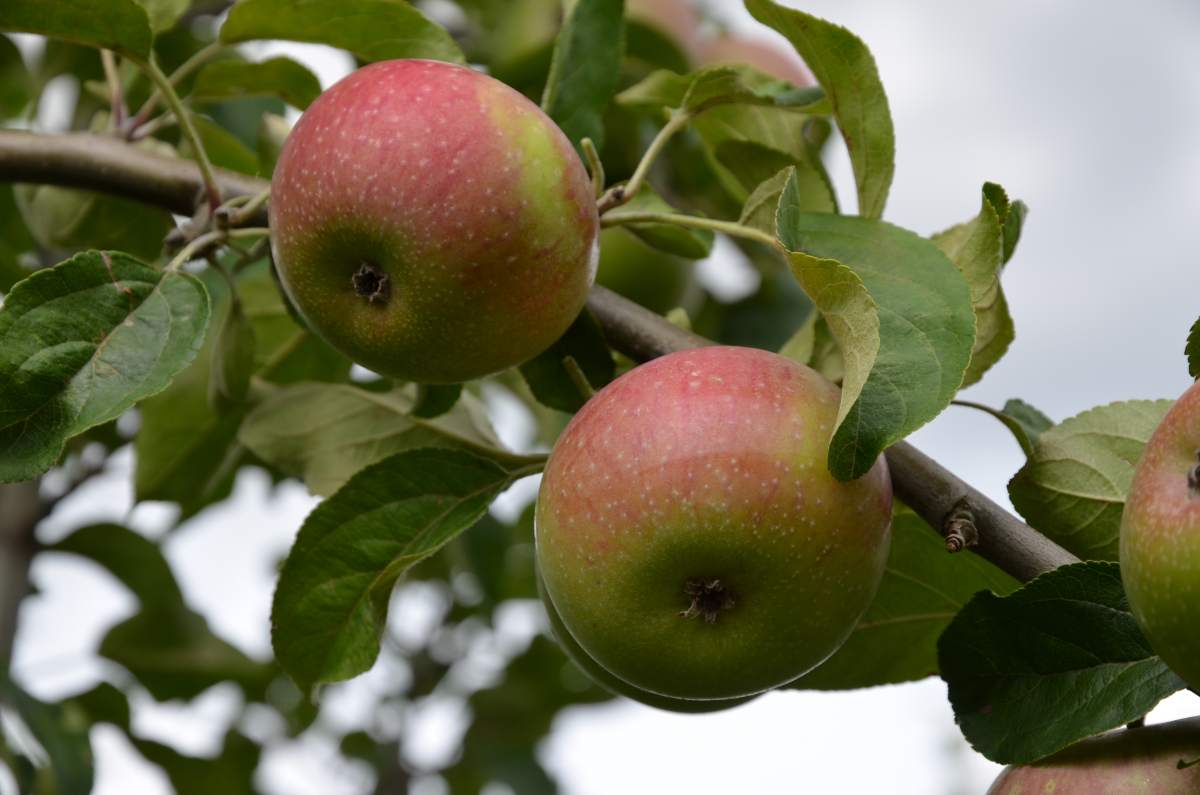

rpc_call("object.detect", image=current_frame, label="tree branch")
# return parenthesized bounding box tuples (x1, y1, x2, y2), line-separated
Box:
(0, 130, 1081, 582)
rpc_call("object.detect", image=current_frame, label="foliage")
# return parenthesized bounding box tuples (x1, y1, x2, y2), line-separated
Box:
(0, 0, 1191, 791)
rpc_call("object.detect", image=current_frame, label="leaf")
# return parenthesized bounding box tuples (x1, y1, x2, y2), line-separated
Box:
(540, 0, 624, 152)
(932, 183, 1025, 386)
(618, 64, 826, 114)
(208, 294, 255, 413)
(1187, 316, 1200, 379)
(0, 35, 34, 121)
(938, 561, 1186, 765)
(256, 112, 290, 176)
(15, 184, 174, 261)
(792, 512, 1019, 689)
(519, 309, 616, 413)
(134, 730, 260, 795)
(740, 167, 803, 234)
(411, 383, 462, 419)
(746, 0, 894, 218)
(0, 677, 94, 795)
(192, 56, 322, 110)
(0, 251, 210, 483)
(955, 398, 1051, 461)
(1008, 399, 1172, 561)
(271, 448, 518, 688)
(134, 0, 188, 33)
(219, 0, 465, 65)
(777, 171, 975, 479)
(602, 185, 714, 258)
(52, 524, 275, 700)
(239, 382, 514, 496)
(0, 0, 153, 60)
(1002, 398, 1054, 443)
(185, 114, 259, 176)
(0, 185, 37, 293)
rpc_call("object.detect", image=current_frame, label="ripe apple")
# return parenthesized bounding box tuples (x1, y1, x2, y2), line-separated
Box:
(537, 572, 755, 713)
(698, 34, 815, 88)
(595, 228, 695, 314)
(987, 717, 1200, 795)
(269, 59, 599, 383)
(535, 346, 893, 700)
(1120, 379, 1200, 691)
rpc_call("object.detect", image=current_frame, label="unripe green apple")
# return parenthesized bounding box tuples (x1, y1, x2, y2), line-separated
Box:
(535, 346, 893, 700)
(987, 717, 1200, 795)
(698, 34, 815, 88)
(1120, 380, 1200, 691)
(269, 59, 599, 383)
(595, 228, 695, 315)
(537, 572, 755, 713)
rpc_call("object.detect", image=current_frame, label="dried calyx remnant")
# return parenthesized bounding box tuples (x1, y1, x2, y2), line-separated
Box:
(1188, 451, 1200, 496)
(352, 261, 391, 304)
(680, 578, 736, 624)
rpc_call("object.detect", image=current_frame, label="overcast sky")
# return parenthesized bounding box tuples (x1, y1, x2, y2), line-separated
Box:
(8, 2, 1200, 794)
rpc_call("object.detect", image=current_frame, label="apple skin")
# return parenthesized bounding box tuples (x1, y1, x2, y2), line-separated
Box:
(1120, 380, 1200, 691)
(537, 571, 756, 713)
(987, 717, 1200, 795)
(269, 59, 599, 383)
(698, 34, 815, 88)
(535, 346, 893, 700)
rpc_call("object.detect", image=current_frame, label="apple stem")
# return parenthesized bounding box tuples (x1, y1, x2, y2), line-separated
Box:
(943, 498, 979, 552)
(680, 578, 736, 624)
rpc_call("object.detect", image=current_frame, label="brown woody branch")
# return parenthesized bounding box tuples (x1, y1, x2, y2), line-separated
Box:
(0, 129, 1081, 582)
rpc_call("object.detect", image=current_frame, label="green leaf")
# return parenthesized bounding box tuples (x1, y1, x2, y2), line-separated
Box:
(1186, 316, 1200, 379)
(256, 112, 290, 176)
(15, 184, 174, 261)
(134, 731, 260, 795)
(746, 0, 894, 218)
(0, 251, 210, 483)
(53, 524, 275, 700)
(192, 56, 322, 110)
(932, 183, 1024, 387)
(540, 0, 624, 152)
(1008, 399, 1172, 561)
(602, 185, 714, 258)
(519, 309, 615, 413)
(0, 0, 153, 60)
(955, 397, 1054, 459)
(219, 0, 465, 64)
(1002, 398, 1054, 444)
(0, 35, 34, 121)
(185, 114, 259, 176)
(0, 186, 37, 294)
(938, 561, 1186, 765)
(0, 677, 94, 795)
(777, 171, 975, 479)
(208, 294, 255, 413)
(411, 383, 463, 419)
(271, 448, 517, 688)
(618, 64, 825, 114)
(792, 511, 1019, 689)
(134, 0, 188, 33)
(239, 382, 515, 496)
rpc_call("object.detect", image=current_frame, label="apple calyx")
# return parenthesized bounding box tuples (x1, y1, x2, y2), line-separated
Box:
(680, 578, 736, 624)
(1187, 451, 1200, 496)
(351, 262, 391, 305)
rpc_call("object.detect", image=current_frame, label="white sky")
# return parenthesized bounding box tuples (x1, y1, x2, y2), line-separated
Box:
(8, 1, 1200, 794)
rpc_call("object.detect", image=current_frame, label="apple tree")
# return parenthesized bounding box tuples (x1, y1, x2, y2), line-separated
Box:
(0, 0, 1198, 792)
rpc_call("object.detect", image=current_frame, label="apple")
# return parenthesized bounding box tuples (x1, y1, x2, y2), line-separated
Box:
(535, 345, 893, 700)
(537, 571, 755, 713)
(595, 228, 695, 314)
(988, 717, 1200, 794)
(269, 59, 599, 383)
(1120, 379, 1200, 691)
(698, 34, 815, 88)
(627, 0, 703, 63)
